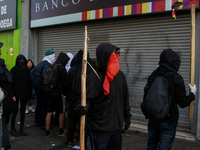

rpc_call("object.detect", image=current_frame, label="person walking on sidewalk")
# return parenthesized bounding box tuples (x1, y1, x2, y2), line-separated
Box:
(10, 54, 32, 136)
(0, 42, 14, 150)
(45, 52, 69, 137)
(85, 43, 131, 150)
(31, 50, 55, 129)
(143, 49, 197, 150)
(26, 59, 36, 114)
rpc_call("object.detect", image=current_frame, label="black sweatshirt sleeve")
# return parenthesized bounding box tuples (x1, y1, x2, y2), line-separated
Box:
(173, 74, 195, 108)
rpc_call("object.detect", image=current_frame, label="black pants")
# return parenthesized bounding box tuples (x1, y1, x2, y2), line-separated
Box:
(34, 87, 47, 127)
(68, 108, 79, 142)
(90, 132, 122, 150)
(11, 99, 26, 130)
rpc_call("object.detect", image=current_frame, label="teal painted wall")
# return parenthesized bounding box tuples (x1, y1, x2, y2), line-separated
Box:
(0, 0, 21, 70)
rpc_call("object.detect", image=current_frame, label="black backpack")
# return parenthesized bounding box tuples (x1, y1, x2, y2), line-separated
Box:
(71, 69, 82, 94)
(43, 64, 61, 92)
(141, 72, 173, 120)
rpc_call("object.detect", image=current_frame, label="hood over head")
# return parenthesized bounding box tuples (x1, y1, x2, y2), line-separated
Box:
(0, 58, 12, 82)
(70, 50, 83, 67)
(27, 59, 35, 70)
(70, 49, 92, 67)
(159, 48, 180, 72)
(65, 53, 73, 72)
(55, 52, 70, 66)
(16, 54, 27, 68)
(96, 43, 120, 73)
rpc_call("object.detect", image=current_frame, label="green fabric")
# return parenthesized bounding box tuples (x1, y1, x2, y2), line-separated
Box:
(45, 50, 55, 56)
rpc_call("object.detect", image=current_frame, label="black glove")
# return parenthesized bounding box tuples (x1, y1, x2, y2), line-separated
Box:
(74, 103, 87, 116)
(124, 113, 132, 131)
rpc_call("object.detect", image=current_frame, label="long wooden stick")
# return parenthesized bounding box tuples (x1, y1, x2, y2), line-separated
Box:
(80, 26, 88, 150)
(189, 4, 195, 123)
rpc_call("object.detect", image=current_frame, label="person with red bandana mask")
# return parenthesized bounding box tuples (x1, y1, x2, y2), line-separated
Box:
(83, 43, 131, 150)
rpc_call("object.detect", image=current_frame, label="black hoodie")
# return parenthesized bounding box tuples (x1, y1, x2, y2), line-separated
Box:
(86, 43, 130, 135)
(67, 49, 93, 107)
(48, 52, 69, 95)
(144, 49, 195, 126)
(0, 58, 14, 116)
(10, 55, 32, 100)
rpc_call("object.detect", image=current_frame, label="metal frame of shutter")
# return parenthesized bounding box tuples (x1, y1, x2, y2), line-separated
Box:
(37, 12, 192, 132)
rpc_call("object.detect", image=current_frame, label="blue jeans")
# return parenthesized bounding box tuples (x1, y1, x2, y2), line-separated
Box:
(2, 115, 11, 149)
(147, 119, 176, 150)
(27, 98, 35, 105)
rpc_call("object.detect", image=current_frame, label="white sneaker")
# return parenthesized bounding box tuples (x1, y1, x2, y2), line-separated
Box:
(25, 109, 29, 114)
(31, 107, 35, 113)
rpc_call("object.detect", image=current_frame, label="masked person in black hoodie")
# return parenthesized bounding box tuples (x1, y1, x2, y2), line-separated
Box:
(66, 50, 93, 148)
(45, 52, 69, 137)
(85, 43, 131, 150)
(0, 55, 14, 149)
(144, 49, 197, 150)
(10, 54, 32, 136)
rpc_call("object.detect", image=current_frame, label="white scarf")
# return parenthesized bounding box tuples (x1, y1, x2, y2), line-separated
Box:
(65, 53, 73, 72)
(42, 53, 55, 64)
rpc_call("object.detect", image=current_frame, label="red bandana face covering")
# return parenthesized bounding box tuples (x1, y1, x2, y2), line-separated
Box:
(103, 52, 119, 95)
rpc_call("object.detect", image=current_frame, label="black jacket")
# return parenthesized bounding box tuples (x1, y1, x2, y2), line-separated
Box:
(47, 52, 69, 95)
(10, 55, 32, 100)
(0, 59, 14, 116)
(67, 50, 93, 107)
(144, 49, 195, 126)
(86, 43, 130, 135)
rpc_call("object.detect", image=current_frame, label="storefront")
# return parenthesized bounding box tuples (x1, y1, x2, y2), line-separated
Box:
(0, 0, 21, 70)
(29, 0, 200, 136)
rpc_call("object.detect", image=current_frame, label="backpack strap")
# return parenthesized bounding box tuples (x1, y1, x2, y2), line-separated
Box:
(163, 72, 175, 103)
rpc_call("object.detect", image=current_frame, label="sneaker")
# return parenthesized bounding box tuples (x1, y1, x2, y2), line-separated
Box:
(25, 109, 29, 114)
(20, 130, 27, 136)
(67, 141, 74, 148)
(10, 129, 20, 137)
(46, 130, 54, 138)
(31, 107, 35, 113)
(58, 132, 65, 137)
(58, 129, 66, 137)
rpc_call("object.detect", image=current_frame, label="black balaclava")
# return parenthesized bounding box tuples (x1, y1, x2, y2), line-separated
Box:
(159, 48, 180, 71)
(17, 57, 26, 68)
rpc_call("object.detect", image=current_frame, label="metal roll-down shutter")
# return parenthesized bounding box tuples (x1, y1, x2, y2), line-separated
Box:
(37, 12, 191, 132)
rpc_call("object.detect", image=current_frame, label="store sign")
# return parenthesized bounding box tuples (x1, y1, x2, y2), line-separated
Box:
(31, 0, 200, 28)
(0, 0, 17, 31)
(31, 0, 161, 20)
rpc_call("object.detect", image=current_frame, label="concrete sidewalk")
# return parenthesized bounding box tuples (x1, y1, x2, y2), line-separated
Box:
(7, 112, 200, 150)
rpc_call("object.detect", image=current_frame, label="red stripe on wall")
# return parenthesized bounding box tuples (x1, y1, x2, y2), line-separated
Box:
(95, 10, 99, 19)
(110, 7, 113, 17)
(137, 3, 142, 14)
(82, 12, 86, 20)
(190, 0, 199, 7)
(155, 1, 165, 12)
(118, 6, 124, 16)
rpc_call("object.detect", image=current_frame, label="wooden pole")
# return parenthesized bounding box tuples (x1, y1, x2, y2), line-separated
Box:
(80, 26, 88, 150)
(189, 4, 195, 123)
